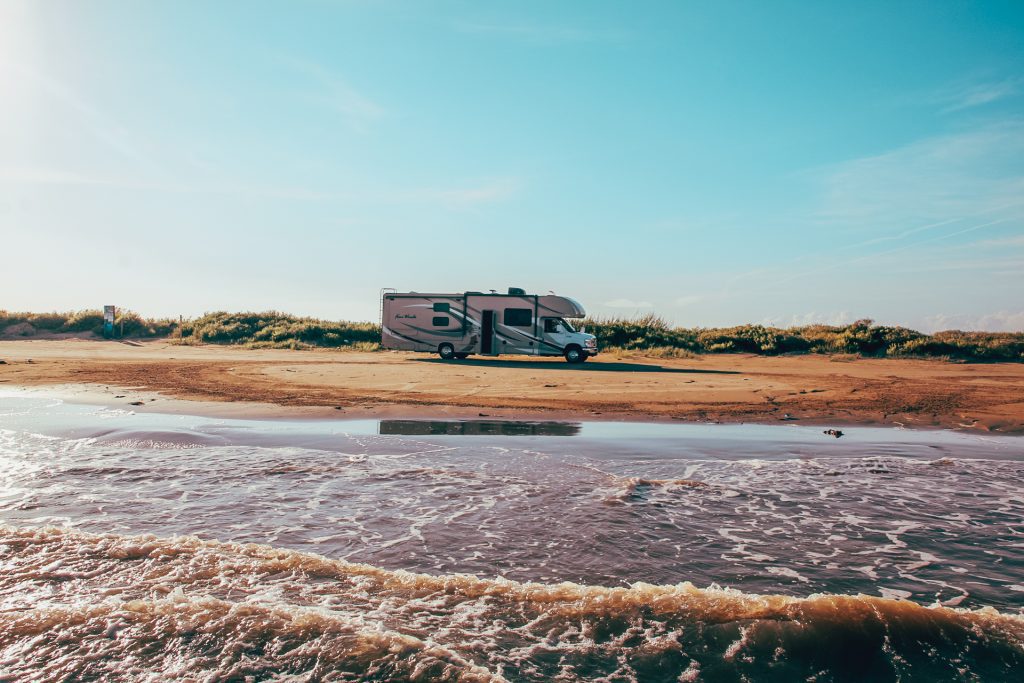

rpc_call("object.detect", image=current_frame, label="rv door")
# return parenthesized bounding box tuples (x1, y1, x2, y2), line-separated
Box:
(481, 310, 496, 354)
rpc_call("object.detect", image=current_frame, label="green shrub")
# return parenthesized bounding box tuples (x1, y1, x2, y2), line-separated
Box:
(62, 310, 106, 334)
(178, 311, 380, 349)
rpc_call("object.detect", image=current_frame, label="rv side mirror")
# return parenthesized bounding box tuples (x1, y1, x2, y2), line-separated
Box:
(580, 326, 587, 333)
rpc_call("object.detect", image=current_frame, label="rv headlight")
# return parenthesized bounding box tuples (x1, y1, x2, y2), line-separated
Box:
(585, 338, 597, 347)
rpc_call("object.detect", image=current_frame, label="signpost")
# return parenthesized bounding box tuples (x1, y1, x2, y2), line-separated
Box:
(103, 306, 115, 338)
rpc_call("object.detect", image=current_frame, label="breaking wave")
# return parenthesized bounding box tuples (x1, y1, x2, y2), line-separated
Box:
(2, 526, 1022, 682)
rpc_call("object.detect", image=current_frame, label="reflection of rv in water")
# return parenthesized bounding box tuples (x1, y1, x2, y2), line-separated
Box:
(379, 419, 582, 436)
(381, 288, 599, 363)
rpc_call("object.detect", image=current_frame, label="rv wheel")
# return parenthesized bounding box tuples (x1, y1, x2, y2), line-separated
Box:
(438, 343, 456, 360)
(564, 345, 585, 364)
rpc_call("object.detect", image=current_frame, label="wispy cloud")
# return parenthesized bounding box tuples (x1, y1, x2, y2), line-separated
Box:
(712, 120, 1024, 304)
(452, 20, 626, 45)
(0, 165, 334, 200)
(280, 56, 387, 132)
(892, 257, 1024, 276)
(970, 234, 1024, 249)
(403, 178, 521, 207)
(0, 59, 156, 169)
(0, 166, 158, 189)
(0, 164, 520, 208)
(813, 120, 1024, 229)
(753, 217, 1012, 294)
(934, 77, 1022, 112)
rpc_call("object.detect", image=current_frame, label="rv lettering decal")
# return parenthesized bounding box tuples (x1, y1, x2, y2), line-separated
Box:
(396, 314, 417, 319)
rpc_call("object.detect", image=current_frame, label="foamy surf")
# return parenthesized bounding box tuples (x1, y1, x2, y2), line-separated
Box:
(3, 396, 1024, 680)
(1, 526, 1022, 682)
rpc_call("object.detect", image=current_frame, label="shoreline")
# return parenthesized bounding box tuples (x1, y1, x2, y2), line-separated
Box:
(2, 339, 1023, 433)
(0, 382, 1006, 436)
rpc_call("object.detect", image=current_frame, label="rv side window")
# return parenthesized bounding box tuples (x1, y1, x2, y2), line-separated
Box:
(432, 302, 450, 312)
(432, 316, 450, 327)
(504, 308, 532, 327)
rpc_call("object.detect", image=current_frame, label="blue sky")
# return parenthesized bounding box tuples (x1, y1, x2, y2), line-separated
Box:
(1, 0, 1022, 331)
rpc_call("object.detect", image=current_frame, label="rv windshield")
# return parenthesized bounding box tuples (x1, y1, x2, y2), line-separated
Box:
(544, 318, 576, 334)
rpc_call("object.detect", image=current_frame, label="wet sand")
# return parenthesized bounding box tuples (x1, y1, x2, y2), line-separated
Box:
(1, 338, 1023, 432)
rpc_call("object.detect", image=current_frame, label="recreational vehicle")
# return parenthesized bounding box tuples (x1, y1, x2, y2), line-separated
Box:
(381, 288, 598, 363)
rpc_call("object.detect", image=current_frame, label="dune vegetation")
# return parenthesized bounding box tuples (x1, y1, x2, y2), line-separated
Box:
(176, 312, 380, 350)
(2, 310, 1021, 361)
(0, 310, 380, 351)
(579, 314, 1024, 362)
(0, 309, 177, 338)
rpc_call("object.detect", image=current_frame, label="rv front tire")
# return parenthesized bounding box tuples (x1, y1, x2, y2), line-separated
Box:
(438, 343, 456, 360)
(564, 345, 586, 364)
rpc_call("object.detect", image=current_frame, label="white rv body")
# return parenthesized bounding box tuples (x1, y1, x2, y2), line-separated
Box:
(381, 288, 598, 363)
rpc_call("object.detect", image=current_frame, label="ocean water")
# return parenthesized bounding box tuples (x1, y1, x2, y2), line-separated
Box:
(1, 394, 1022, 681)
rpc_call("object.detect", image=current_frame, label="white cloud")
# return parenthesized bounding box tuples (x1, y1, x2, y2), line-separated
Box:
(674, 295, 702, 307)
(922, 311, 1024, 333)
(604, 298, 653, 309)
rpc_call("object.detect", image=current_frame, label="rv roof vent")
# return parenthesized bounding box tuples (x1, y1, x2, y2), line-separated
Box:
(508, 287, 526, 296)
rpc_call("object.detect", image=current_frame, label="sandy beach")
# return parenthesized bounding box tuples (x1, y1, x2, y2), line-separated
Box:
(2, 338, 1022, 432)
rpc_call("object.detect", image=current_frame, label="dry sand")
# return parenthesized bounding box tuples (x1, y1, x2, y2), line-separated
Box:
(1, 339, 1023, 432)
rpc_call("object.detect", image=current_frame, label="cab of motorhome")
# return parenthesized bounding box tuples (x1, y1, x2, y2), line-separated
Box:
(381, 287, 598, 363)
